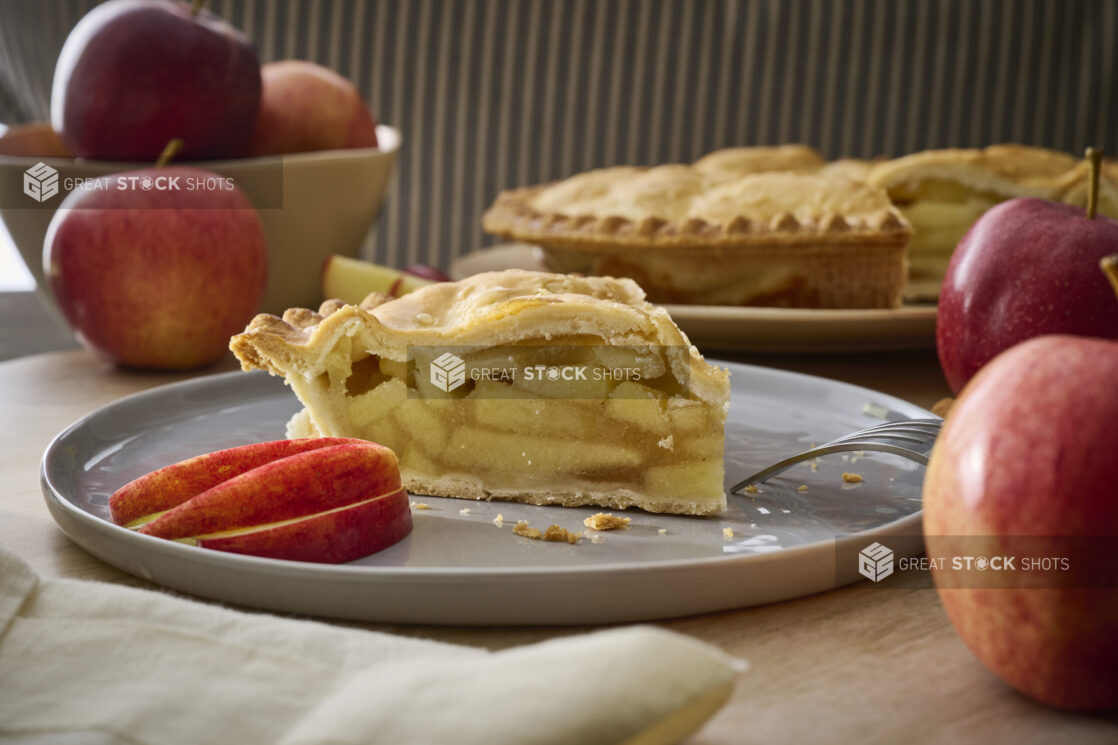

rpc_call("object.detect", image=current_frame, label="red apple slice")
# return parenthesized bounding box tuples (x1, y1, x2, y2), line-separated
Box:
(402, 264, 452, 282)
(110, 438, 368, 526)
(139, 442, 400, 540)
(192, 486, 411, 563)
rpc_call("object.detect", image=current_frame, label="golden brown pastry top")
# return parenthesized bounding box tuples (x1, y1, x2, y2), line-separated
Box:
(867, 145, 1080, 200)
(691, 144, 824, 182)
(687, 173, 898, 227)
(818, 158, 878, 181)
(484, 148, 909, 249)
(231, 269, 730, 401)
(530, 165, 707, 225)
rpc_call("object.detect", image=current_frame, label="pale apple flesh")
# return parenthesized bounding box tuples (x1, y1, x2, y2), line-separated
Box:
(109, 437, 369, 526)
(321, 254, 434, 305)
(924, 335, 1118, 711)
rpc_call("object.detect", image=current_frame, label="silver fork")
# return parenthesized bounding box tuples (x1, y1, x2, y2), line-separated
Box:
(728, 417, 943, 495)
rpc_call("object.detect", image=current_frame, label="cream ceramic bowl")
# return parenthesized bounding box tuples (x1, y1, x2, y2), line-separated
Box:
(0, 125, 399, 315)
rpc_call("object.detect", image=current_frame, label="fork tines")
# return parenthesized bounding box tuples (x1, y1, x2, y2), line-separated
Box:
(728, 418, 942, 495)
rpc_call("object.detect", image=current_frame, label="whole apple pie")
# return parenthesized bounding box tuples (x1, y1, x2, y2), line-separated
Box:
(231, 270, 731, 515)
(482, 148, 911, 308)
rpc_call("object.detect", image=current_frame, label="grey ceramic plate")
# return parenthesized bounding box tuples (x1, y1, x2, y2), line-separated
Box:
(42, 363, 931, 626)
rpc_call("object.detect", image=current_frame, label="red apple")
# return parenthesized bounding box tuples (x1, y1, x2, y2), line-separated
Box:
(248, 60, 378, 156)
(44, 164, 267, 369)
(114, 440, 412, 564)
(403, 264, 452, 282)
(140, 442, 401, 539)
(924, 331, 1118, 711)
(937, 191, 1118, 393)
(193, 486, 411, 563)
(51, 0, 261, 160)
(109, 437, 368, 525)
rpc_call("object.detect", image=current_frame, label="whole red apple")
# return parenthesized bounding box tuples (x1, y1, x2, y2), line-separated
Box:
(44, 166, 267, 369)
(937, 197, 1118, 393)
(248, 60, 378, 156)
(924, 333, 1118, 711)
(51, 0, 261, 160)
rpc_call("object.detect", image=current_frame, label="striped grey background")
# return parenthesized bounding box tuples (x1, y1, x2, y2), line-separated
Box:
(1, 0, 1115, 270)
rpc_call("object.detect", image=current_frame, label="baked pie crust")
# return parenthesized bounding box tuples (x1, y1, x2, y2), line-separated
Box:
(231, 270, 731, 515)
(483, 151, 911, 308)
(691, 144, 825, 182)
(867, 145, 1083, 295)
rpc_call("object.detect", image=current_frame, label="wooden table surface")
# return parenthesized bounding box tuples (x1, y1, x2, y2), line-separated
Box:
(2, 346, 1116, 744)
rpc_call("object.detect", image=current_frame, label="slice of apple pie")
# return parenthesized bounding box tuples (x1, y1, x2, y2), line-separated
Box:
(231, 270, 731, 515)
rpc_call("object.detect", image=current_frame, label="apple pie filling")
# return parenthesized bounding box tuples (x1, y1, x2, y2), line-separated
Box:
(285, 341, 726, 515)
(865, 146, 1091, 296)
(886, 180, 1004, 282)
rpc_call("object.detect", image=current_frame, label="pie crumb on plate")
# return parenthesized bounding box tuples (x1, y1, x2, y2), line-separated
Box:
(583, 513, 632, 531)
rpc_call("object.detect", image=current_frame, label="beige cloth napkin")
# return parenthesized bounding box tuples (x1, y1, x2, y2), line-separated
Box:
(0, 547, 741, 745)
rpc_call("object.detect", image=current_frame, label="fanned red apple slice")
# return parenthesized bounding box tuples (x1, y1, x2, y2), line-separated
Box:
(139, 442, 401, 538)
(189, 487, 411, 563)
(110, 437, 369, 526)
(110, 439, 412, 564)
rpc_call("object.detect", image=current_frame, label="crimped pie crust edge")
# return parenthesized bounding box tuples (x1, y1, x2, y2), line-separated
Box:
(482, 184, 911, 250)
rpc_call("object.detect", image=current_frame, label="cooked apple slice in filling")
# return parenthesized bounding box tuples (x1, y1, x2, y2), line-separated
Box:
(884, 180, 1006, 283)
(867, 146, 1078, 292)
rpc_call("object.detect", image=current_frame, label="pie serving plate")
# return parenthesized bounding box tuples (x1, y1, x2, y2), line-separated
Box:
(450, 245, 937, 353)
(41, 363, 931, 626)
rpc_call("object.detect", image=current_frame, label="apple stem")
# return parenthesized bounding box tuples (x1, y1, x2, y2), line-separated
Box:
(191, 0, 205, 16)
(1101, 256, 1118, 302)
(1086, 147, 1103, 219)
(155, 139, 183, 169)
